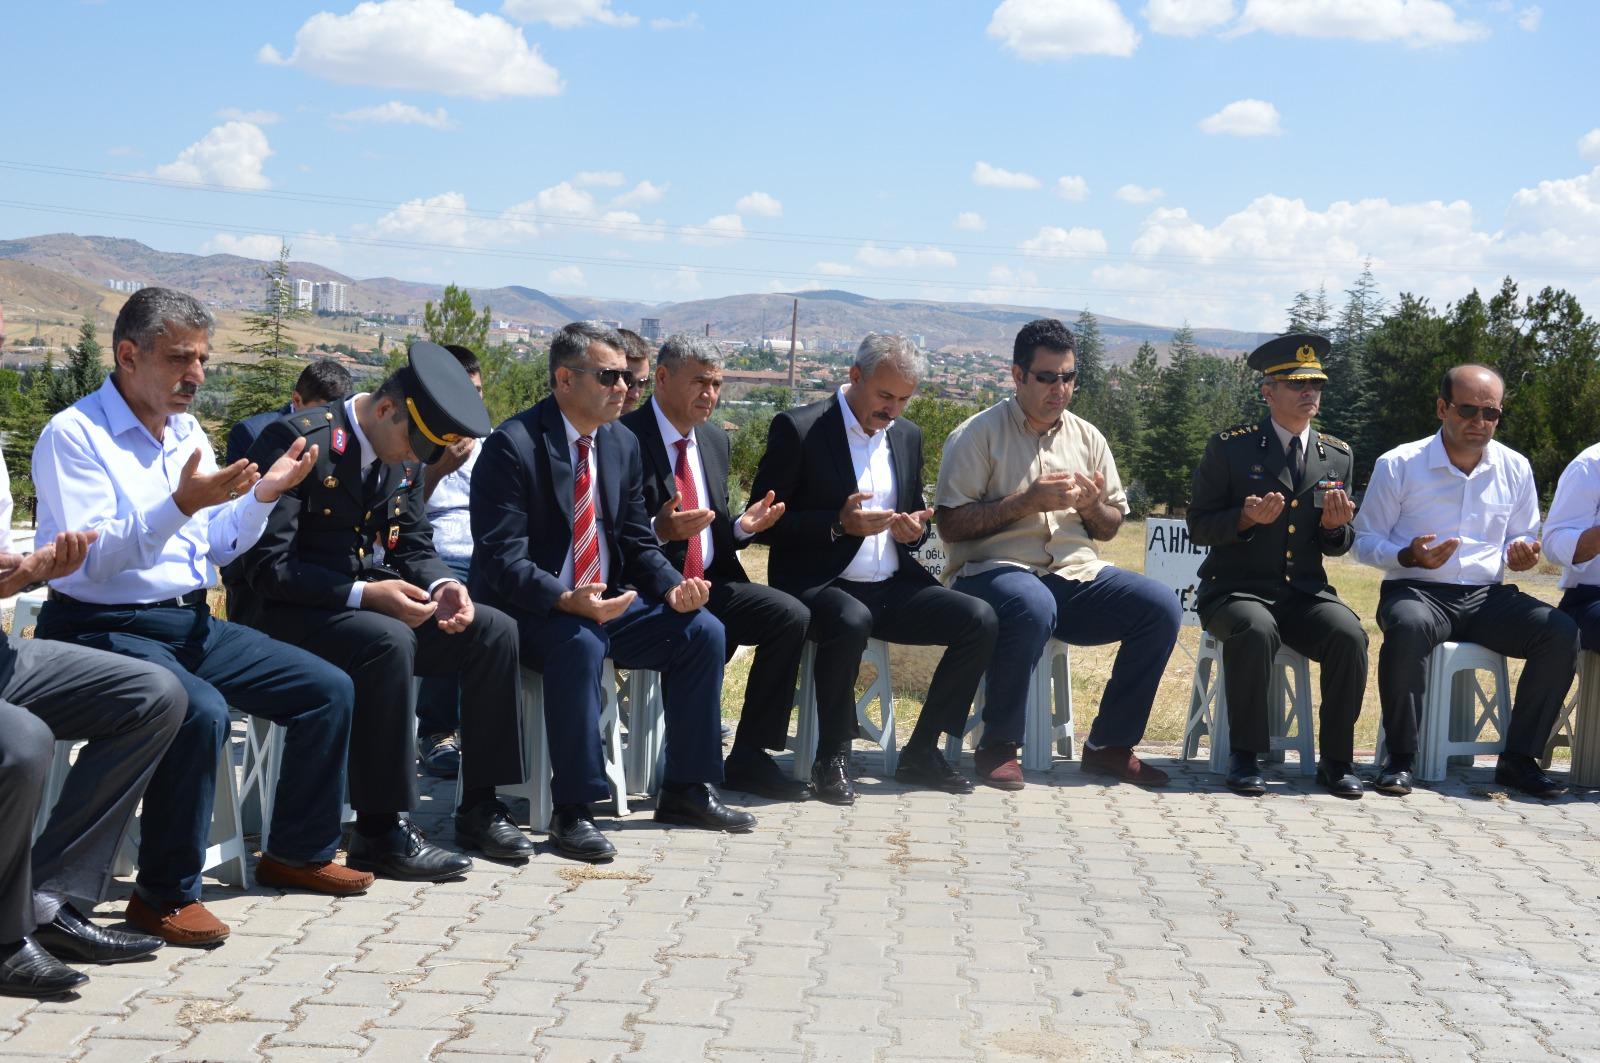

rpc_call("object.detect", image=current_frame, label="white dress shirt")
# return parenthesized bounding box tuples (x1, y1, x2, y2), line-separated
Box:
(1541, 442, 1600, 588)
(425, 438, 481, 565)
(1352, 432, 1540, 586)
(0, 448, 12, 544)
(557, 412, 611, 591)
(650, 397, 715, 570)
(33, 375, 274, 603)
(836, 387, 899, 582)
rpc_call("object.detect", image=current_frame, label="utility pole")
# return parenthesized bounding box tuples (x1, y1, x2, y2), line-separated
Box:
(787, 298, 798, 390)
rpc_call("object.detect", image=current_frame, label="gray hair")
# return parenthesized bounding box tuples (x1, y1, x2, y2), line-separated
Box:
(657, 333, 725, 373)
(853, 332, 926, 382)
(112, 286, 215, 353)
(550, 320, 626, 388)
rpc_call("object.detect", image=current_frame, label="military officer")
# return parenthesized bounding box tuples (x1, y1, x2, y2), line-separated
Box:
(1185, 333, 1367, 798)
(241, 341, 534, 879)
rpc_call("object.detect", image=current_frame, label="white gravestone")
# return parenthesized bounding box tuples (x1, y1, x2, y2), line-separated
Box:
(1143, 517, 1211, 628)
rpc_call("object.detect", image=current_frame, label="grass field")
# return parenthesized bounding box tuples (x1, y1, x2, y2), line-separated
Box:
(724, 521, 1570, 761)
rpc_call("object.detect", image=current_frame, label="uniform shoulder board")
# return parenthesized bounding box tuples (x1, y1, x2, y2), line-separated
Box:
(1217, 423, 1259, 441)
(1318, 433, 1351, 453)
(290, 413, 332, 437)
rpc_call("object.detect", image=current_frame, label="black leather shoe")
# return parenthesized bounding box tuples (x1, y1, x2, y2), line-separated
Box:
(1225, 752, 1266, 796)
(655, 783, 757, 832)
(347, 821, 472, 880)
(550, 804, 617, 862)
(32, 904, 162, 965)
(723, 747, 812, 801)
(1374, 762, 1414, 796)
(1315, 761, 1364, 800)
(455, 800, 538, 860)
(894, 745, 974, 794)
(0, 939, 88, 997)
(810, 751, 857, 806)
(1494, 755, 1568, 799)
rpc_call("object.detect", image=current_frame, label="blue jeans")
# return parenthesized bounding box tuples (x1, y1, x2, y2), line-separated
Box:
(37, 600, 354, 904)
(415, 557, 472, 738)
(953, 566, 1181, 749)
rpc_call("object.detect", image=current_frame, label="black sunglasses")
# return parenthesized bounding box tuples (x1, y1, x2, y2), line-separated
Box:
(1030, 369, 1078, 386)
(568, 366, 638, 388)
(1446, 400, 1503, 423)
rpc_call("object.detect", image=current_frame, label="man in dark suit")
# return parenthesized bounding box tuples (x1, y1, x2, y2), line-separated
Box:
(1186, 334, 1366, 798)
(619, 334, 811, 801)
(471, 322, 756, 862)
(748, 334, 998, 803)
(242, 342, 535, 878)
(225, 358, 354, 465)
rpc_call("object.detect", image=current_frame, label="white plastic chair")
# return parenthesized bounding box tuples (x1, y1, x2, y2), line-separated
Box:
(791, 638, 895, 779)
(946, 639, 1076, 772)
(1182, 630, 1316, 775)
(1375, 641, 1510, 783)
(1565, 650, 1600, 788)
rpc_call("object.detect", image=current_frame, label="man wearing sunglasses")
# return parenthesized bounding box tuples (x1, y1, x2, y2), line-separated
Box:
(936, 318, 1179, 789)
(1188, 333, 1365, 798)
(1353, 364, 1576, 798)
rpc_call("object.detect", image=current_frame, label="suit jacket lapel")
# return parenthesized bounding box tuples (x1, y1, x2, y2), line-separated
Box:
(1260, 416, 1296, 494)
(821, 395, 858, 498)
(597, 427, 624, 532)
(540, 400, 576, 530)
(635, 403, 674, 493)
(702, 428, 730, 518)
(886, 421, 918, 511)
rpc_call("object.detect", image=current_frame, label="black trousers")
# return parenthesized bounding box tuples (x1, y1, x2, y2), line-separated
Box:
(1202, 591, 1367, 763)
(259, 601, 525, 812)
(799, 573, 998, 754)
(708, 579, 811, 754)
(1375, 580, 1577, 760)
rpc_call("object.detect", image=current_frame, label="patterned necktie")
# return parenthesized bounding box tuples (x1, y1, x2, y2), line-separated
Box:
(572, 436, 601, 588)
(673, 437, 705, 579)
(1287, 435, 1304, 493)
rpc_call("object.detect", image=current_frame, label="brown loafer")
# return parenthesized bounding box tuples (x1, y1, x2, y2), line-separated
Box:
(124, 895, 229, 947)
(974, 743, 1025, 791)
(1081, 745, 1170, 787)
(255, 856, 375, 896)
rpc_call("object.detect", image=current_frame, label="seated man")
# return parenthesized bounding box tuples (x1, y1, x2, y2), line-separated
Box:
(243, 342, 535, 875)
(616, 328, 652, 416)
(1353, 364, 1576, 798)
(937, 318, 1178, 790)
(471, 322, 755, 861)
(32, 287, 370, 949)
(619, 334, 810, 800)
(1544, 442, 1600, 671)
(226, 357, 355, 464)
(1187, 334, 1365, 798)
(1, 530, 185, 997)
(749, 333, 998, 803)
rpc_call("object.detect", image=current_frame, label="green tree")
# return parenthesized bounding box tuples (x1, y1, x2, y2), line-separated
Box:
(478, 344, 549, 425)
(226, 244, 307, 429)
(904, 395, 980, 489)
(423, 284, 491, 351)
(1321, 261, 1384, 474)
(41, 319, 107, 414)
(727, 411, 774, 505)
(1070, 308, 1107, 425)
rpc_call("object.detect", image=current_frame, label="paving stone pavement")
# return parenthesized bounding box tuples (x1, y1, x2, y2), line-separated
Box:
(5, 753, 1599, 1063)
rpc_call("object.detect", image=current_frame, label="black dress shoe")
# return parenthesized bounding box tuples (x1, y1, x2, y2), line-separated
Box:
(655, 783, 757, 832)
(894, 745, 974, 794)
(1225, 752, 1266, 796)
(455, 799, 538, 860)
(347, 821, 473, 880)
(0, 939, 88, 998)
(811, 751, 857, 806)
(1374, 763, 1414, 796)
(1494, 755, 1568, 799)
(723, 747, 812, 801)
(550, 804, 617, 862)
(32, 904, 162, 965)
(1315, 761, 1364, 800)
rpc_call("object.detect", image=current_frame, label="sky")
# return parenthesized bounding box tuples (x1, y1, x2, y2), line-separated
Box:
(4, 0, 1598, 331)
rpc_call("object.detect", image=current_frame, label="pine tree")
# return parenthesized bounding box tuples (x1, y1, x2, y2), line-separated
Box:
(1322, 261, 1384, 467)
(226, 244, 308, 427)
(41, 319, 107, 414)
(423, 284, 492, 351)
(1071, 308, 1106, 424)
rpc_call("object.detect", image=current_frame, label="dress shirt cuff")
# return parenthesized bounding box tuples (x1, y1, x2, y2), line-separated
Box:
(149, 494, 192, 545)
(1545, 529, 1595, 571)
(732, 519, 754, 543)
(345, 583, 364, 609)
(650, 516, 665, 545)
(427, 577, 460, 597)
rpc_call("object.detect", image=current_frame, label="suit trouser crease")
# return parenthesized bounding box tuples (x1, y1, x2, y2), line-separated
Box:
(414, 556, 472, 738)
(708, 579, 810, 753)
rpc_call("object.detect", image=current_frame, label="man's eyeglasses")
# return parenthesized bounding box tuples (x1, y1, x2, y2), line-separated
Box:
(568, 366, 638, 389)
(1030, 369, 1078, 386)
(1275, 380, 1324, 394)
(1446, 401, 1503, 423)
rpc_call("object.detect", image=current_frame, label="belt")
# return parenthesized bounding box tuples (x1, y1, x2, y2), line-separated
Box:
(47, 588, 208, 610)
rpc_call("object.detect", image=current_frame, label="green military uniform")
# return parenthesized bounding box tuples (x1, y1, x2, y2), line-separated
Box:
(1185, 336, 1368, 767)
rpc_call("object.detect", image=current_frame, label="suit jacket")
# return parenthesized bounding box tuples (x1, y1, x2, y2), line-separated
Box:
(239, 401, 452, 616)
(469, 396, 681, 619)
(618, 399, 749, 584)
(748, 392, 934, 598)
(1186, 415, 1355, 618)
(226, 403, 292, 466)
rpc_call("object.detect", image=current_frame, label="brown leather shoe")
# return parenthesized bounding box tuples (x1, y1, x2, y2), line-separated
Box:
(1081, 745, 1170, 787)
(974, 743, 1025, 790)
(124, 895, 229, 947)
(255, 856, 375, 896)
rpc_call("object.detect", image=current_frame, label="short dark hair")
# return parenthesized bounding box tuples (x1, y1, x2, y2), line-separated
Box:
(550, 321, 625, 388)
(372, 370, 408, 422)
(113, 286, 215, 354)
(1440, 363, 1504, 403)
(293, 358, 354, 406)
(615, 328, 651, 363)
(1012, 318, 1075, 371)
(443, 343, 480, 377)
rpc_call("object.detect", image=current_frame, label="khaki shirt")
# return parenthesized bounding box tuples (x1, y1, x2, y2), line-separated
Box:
(934, 398, 1128, 584)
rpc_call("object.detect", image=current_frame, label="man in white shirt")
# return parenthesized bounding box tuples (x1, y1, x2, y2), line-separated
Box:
(1544, 444, 1600, 655)
(1352, 364, 1576, 798)
(31, 288, 372, 948)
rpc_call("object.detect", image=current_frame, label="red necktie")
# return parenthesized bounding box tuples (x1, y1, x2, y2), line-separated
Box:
(673, 437, 705, 579)
(572, 436, 601, 588)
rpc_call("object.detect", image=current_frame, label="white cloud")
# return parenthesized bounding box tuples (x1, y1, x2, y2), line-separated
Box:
(501, 0, 637, 27)
(260, 0, 563, 99)
(574, 170, 625, 187)
(1144, 0, 1236, 35)
(1020, 225, 1108, 257)
(680, 213, 746, 245)
(371, 191, 535, 246)
(154, 122, 274, 189)
(1199, 98, 1283, 137)
(654, 267, 702, 295)
(987, 0, 1140, 58)
(548, 265, 585, 288)
(216, 107, 281, 124)
(855, 244, 959, 269)
(1517, 4, 1541, 31)
(954, 211, 987, 231)
(332, 100, 456, 129)
(650, 13, 699, 29)
(973, 160, 1041, 190)
(972, 265, 1042, 304)
(736, 191, 783, 217)
(1055, 175, 1090, 201)
(1116, 183, 1165, 204)
(1233, 0, 1487, 46)
(202, 233, 289, 260)
(1580, 129, 1600, 162)
(816, 261, 862, 276)
(613, 179, 667, 207)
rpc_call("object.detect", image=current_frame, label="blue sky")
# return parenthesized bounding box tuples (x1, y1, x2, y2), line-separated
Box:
(4, 0, 1597, 330)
